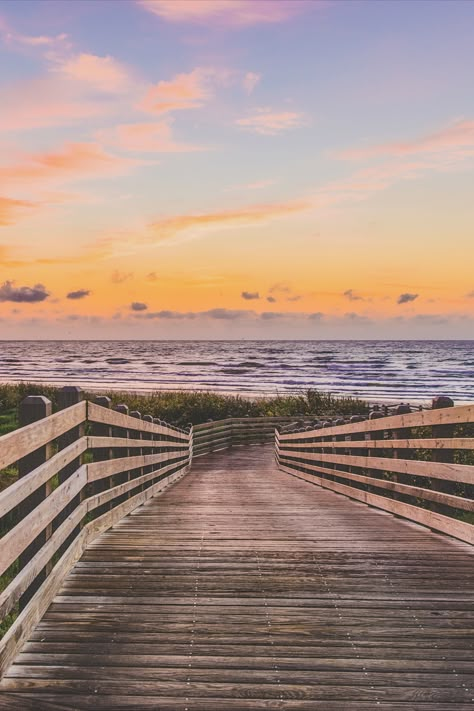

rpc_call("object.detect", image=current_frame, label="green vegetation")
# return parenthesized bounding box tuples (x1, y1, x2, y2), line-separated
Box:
(0, 382, 369, 432)
(99, 387, 370, 426)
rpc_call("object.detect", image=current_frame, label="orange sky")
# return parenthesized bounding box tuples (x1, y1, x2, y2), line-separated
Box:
(0, 0, 473, 338)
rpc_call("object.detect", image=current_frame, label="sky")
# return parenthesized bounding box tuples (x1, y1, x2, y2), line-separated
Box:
(0, 0, 473, 339)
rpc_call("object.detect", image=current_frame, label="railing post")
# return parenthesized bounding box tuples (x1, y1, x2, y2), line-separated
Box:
(367, 410, 383, 493)
(391, 404, 411, 491)
(130, 411, 142, 496)
(114, 404, 130, 503)
(347, 415, 364, 489)
(91, 396, 113, 514)
(142, 415, 154, 492)
(18, 395, 53, 609)
(56, 386, 85, 535)
(208, 419, 214, 453)
(188, 423, 194, 466)
(431, 396, 455, 503)
(153, 418, 161, 485)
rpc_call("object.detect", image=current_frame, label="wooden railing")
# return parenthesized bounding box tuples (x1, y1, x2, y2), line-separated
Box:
(192, 405, 412, 457)
(276, 402, 474, 545)
(193, 416, 320, 457)
(0, 392, 191, 677)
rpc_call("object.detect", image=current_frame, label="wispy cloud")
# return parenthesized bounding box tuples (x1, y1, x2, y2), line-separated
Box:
(268, 283, 292, 295)
(241, 291, 260, 300)
(243, 71, 261, 94)
(236, 108, 306, 135)
(225, 178, 277, 192)
(66, 289, 91, 300)
(111, 270, 134, 284)
(0, 196, 35, 225)
(138, 0, 307, 27)
(397, 293, 419, 304)
(130, 301, 148, 311)
(343, 288, 364, 302)
(0, 142, 135, 185)
(140, 67, 225, 115)
(103, 120, 202, 153)
(0, 77, 107, 132)
(55, 53, 133, 93)
(0, 17, 70, 52)
(148, 200, 309, 244)
(337, 119, 474, 161)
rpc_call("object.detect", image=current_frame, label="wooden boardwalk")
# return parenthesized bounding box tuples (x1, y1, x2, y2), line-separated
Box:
(1, 445, 473, 710)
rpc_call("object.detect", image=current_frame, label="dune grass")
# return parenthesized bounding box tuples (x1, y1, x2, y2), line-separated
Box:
(0, 382, 369, 433)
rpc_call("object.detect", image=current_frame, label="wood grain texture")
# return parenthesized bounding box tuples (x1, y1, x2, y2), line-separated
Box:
(277, 447, 474, 484)
(0, 466, 87, 577)
(87, 403, 188, 439)
(281, 403, 474, 440)
(0, 402, 86, 471)
(1, 446, 472, 709)
(0, 439, 88, 519)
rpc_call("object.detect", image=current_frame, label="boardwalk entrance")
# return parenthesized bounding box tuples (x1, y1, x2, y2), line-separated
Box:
(1, 446, 473, 709)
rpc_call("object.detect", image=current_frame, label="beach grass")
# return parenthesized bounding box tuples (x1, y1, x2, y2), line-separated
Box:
(0, 382, 370, 433)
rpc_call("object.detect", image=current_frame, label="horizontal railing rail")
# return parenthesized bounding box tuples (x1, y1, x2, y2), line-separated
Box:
(191, 407, 414, 457)
(0, 390, 192, 678)
(192, 416, 320, 456)
(276, 400, 474, 546)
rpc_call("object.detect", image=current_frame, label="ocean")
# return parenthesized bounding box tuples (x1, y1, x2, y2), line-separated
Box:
(0, 340, 472, 405)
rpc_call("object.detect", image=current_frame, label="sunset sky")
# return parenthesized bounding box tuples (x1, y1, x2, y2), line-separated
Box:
(0, 0, 473, 339)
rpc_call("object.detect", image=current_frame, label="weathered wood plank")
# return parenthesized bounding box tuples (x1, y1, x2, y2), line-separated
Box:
(88, 436, 188, 450)
(279, 403, 474, 440)
(278, 464, 474, 544)
(0, 402, 86, 471)
(0, 438, 88, 518)
(281, 437, 474, 450)
(87, 452, 188, 482)
(277, 447, 474, 484)
(87, 403, 188, 439)
(0, 466, 87, 576)
(277, 457, 474, 511)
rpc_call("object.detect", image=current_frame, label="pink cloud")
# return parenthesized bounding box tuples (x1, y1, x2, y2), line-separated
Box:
(148, 199, 310, 243)
(0, 196, 35, 226)
(105, 121, 202, 153)
(337, 119, 474, 160)
(236, 108, 306, 135)
(242, 71, 261, 94)
(140, 67, 222, 114)
(0, 16, 69, 50)
(0, 142, 134, 185)
(0, 77, 108, 132)
(56, 53, 132, 93)
(138, 0, 308, 26)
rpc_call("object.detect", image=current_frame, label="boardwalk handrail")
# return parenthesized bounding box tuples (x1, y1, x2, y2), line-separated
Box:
(193, 415, 350, 456)
(276, 402, 474, 546)
(0, 395, 192, 678)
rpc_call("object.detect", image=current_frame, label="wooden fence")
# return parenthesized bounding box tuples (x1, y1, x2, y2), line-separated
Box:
(193, 416, 320, 457)
(0, 391, 191, 678)
(276, 401, 474, 545)
(192, 404, 412, 457)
